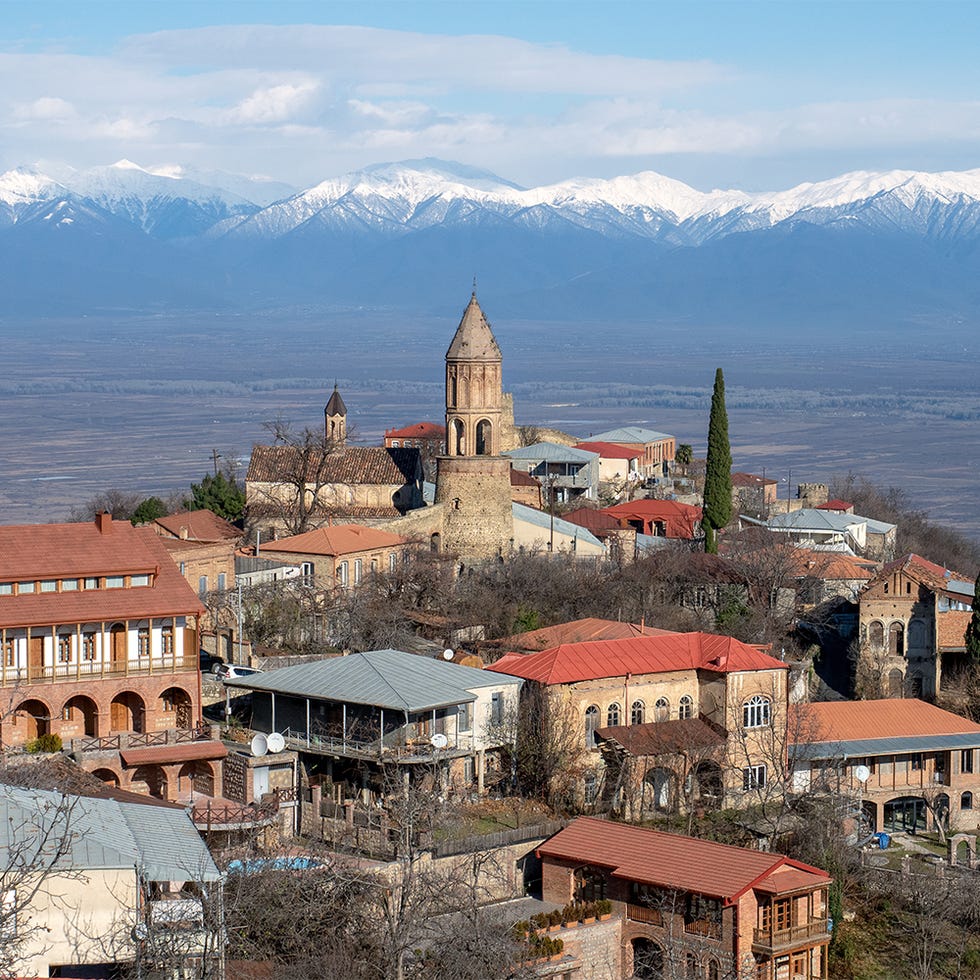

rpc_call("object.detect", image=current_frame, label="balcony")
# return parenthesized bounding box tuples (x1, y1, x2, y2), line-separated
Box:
(752, 918, 831, 954)
(684, 919, 722, 939)
(70, 725, 215, 754)
(280, 725, 478, 762)
(626, 904, 663, 926)
(2, 655, 197, 686)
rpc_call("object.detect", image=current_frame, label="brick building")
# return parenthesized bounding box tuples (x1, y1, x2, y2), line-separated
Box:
(538, 817, 831, 979)
(587, 426, 676, 480)
(600, 499, 702, 540)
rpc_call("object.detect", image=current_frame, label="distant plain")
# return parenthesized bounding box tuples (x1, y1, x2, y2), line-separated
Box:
(0, 313, 977, 541)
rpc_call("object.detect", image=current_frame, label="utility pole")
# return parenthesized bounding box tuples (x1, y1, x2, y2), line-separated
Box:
(211, 448, 221, 476)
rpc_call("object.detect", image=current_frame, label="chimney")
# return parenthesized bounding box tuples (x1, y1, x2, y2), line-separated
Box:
(179, 526, 189, 540)
(95, 511, 112, 534)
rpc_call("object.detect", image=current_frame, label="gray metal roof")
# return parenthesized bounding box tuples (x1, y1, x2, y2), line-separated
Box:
(225, 648, 521, 712)
(946, 579, 976, 598)
(0, 786, 219, 882)
(766, 509, 895, 535)
(512, 503, 604, 549)
(504, 442, 598, 463)
(589, 426, 673, 443)
(792, 732, 980, 761)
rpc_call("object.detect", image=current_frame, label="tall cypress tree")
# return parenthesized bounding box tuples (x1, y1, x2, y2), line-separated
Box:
(966, 569, 980, 661)
(703, 367, 732, 554)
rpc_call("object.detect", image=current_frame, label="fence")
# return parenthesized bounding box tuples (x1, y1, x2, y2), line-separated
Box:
(429, 819, 565, 858)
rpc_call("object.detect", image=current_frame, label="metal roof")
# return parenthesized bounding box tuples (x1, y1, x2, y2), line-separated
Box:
(589, 426, 673, 443)
(504, 442, 598, 463)
(766, 509, 896, 534)
(0, 785, 219, 882)
(793, 732, 980, 761)
(512, 503, 604, 548)
(224, 648, 521, 712)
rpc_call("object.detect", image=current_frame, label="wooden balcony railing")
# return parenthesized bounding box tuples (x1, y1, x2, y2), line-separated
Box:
(684, 919, 722, 939)
(3, 655, 197, 685)
(72, 725, 212, 754)
(626, 904, 663, 926)
(752, 918, 831, 952)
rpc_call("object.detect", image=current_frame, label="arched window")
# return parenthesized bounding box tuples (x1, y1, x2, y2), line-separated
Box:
(963, 791, 973, 811)
(743, 695, 771, 729)
(631, 700, 645, 725)
(678, 695, 694, 720)
(585, 705, 599, 747)
(654, 697, 669, 722)
(707, 960, 720, 980)
(888, 622, 905, 656)
(451, 418, 464, 455)
(607, 702, 621, 727)
(868, 621, 885, 648)
(475, 418, 492, 456)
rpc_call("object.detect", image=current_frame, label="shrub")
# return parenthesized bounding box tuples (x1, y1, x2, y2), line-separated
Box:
(596, 899, 613, 917)
(25, 733, 63, 754)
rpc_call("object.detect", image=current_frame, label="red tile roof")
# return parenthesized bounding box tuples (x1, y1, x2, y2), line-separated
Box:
(790, 698, 980, 745)
(816, 499, 853, 512)
(260, 524, 406, 557)
(573, 442, 641, 460)
(154, 509, 240, 542)
(487, 632, 787, 684)
(494, 617, 676, 653)
(384, 422, 446, 440)
(869, 553, 970, 593)
(595, 718, 726, 756)
(247, 444, 420, 485)
(562, 508, 622, 534)
(0, 519, 204, 628)
(120, 741, 228, 768)
(538, 817, 829, 904)
(731, 472, 778, 488)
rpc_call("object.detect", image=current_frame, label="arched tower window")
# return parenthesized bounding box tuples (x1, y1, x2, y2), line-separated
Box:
(451, 418, 465, 456)
(476, 419, 492, 456)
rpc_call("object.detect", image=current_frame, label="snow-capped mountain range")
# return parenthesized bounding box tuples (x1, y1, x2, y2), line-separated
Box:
(3, 157, 980, 320)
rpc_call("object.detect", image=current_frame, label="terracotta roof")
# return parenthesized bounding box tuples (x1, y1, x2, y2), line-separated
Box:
(260, 524, 407, 557)
(731, 472, 778, 488)
(938, 610, 972, 651)
(120, 741, 228, 768)
(563, 508, 623, 534)
(510, 468, 541, 488)
(247, 444, 420, 485)
(595, 718, 726, 756)
(154, 509, 240, 542)
(789, 549, 875, 582)
(446, 292, 501, 361)
(790, 698, 980, 745)
(487, 632, 788, 684)
(324, 385, 347, 417)
(385, 422, 446, 440)
(868, 553, 971, 594)
(538, 817, 829, 904)
(494, 617, 675, 653)
(573, 442, 641, 460)
(816, 499, 853, 511)
(0, 520, 204, 628)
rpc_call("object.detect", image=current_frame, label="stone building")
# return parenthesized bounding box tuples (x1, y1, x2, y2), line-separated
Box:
(857, 552, 976, 697)
(538, 817, 832, 979)
(433, 292, 515, 560)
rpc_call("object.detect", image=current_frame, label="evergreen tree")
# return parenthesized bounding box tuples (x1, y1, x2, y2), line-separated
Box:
(130, 496, 167, 525)
(184, 472, 245, 523)
(703, 368, 732, 554)
(966, 569, 980, 661)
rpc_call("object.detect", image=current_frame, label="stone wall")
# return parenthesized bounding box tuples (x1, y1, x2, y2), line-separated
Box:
(435, 456, 514, 561)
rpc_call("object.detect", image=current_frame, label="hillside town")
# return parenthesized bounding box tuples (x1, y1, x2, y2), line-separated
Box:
(2, 292, 980, 980)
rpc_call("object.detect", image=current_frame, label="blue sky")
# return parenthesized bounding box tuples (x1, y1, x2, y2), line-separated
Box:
(4, 0, 980, 190)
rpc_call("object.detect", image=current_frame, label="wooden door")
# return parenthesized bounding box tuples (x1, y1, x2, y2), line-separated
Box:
(110, 624, 127, 666)
(110, 699, 130, 732)
(28, 636, 43, 679)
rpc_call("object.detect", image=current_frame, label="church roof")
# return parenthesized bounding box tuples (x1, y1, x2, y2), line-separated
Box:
(325, 385, 347, 417)
(247, 444, 420, 486)
(446, 293, 501, 362)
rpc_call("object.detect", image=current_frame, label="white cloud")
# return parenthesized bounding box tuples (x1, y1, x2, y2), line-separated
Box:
(13, 96, 75, 120)
(230, 80, 319, 124)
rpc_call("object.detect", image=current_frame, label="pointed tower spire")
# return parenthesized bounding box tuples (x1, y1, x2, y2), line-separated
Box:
(324, 383, 347, 446)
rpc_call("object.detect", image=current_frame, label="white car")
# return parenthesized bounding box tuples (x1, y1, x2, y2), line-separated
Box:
(212, 663, 263, 681)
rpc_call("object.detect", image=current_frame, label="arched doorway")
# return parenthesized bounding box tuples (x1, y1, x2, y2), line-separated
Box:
(16, 699, 50, 740)
(110, 692, 145, 733)
(884, 796, 927, 833)
(631, 938, 664, 979)
(110, 623, 128, 667)
(691, 761, 723, 808)
(130, 765, 168, 799)
(62, 695, 99, 737)
(178, 760, 214, 796)
(159, 687, 193, 729)
(92, 767, 120, 788)
(645, 767, 675, 812)
(888, 668, 904, 698)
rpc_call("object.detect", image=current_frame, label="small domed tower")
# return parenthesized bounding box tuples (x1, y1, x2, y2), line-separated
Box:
(324, 384, 347, 446)
(435, 293, 514, 561)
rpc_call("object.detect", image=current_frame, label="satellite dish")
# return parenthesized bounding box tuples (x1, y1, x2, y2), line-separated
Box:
(854, 764, 871, 784)
(131, 923, 149, 942)
(431, 733, 448, 749)
(267, 732, 285, 754)
(250, 733, 268, 757)
(442, 649, 454, 661)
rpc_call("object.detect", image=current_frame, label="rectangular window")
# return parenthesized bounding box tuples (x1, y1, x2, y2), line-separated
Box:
(105, 576, 124, 589)
(84, 577, 99, 590)
(40, 580, 57, 593)
(301, 563, 313, 579)
(138, 628, 150, 657)
(61, 579, 78, 591)
(337, 562, 349, 587)
(743, 764, 767, 790)
(3, 637, 14, 667)
(389, 552, 397, 573)
(198, 576, 208, 596)
(82, 633, 96, 661)
(0, 584, 11, 596)
(16, 582, 34, 594)
(57, 634, 72, 662)
(217, 573, 227, 590)
(161, 626, 174, 656)
(911, 753, 923, 771)
(371, 559, 378, 576)
(963, 749, 975, 774)
(179, 562, 186, 575)
(1, 888, 15, 940)
(491, 691, 503, 726)
(131, 574, 150, 587)
(458, 702, 472, 732)
(354, 559, 362, 585)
